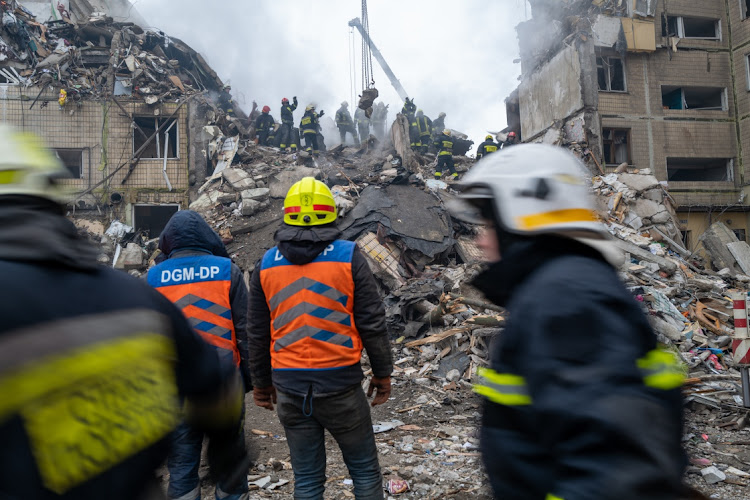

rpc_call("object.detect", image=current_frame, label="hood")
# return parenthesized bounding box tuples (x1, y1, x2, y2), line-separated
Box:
(472, 235, 611, 307)
(159, 210, 229, 258)
(274, 223, 342, 265)
(0, 196, 100, 271)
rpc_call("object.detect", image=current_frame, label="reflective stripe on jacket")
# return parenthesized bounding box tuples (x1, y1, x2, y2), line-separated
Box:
(259, 240, 362, 371)
(436, 138, 453, 156)
(148, 255, 240, 367)
(416, 116, 431, 137)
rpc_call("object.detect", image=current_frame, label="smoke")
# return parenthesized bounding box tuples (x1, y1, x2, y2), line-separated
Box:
(136, 0, 526, 153)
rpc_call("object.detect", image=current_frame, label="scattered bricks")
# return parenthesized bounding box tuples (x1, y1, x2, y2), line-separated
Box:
(701, 466, 726, 485)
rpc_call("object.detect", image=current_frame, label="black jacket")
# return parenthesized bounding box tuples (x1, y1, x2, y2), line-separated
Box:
(336, 107, 354, 127)
(473, 236, 685, 500)
(300, 110, 320, 135)
(254, 112, 275, 132)
(248, 224, 393, 397)
(432, 116, 445, 133)
(280, 99, 298, 125)
(476, 139, 499, 159)
(157, 210, 252, 389)
(0, 197, 229, 499)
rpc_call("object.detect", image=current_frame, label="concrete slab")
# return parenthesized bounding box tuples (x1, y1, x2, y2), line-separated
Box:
(616, 173, 660, 193)
(268, 167, 321, 198)
(698, 222, 740, 273)
(727, 241, 750, 275)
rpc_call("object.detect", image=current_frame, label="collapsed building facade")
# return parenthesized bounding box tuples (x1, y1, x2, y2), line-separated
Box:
(506, 0, 750, 251)
(0, 0, 241, 238)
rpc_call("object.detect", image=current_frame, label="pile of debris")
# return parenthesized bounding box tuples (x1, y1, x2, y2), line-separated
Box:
(1, 1, 233, 112)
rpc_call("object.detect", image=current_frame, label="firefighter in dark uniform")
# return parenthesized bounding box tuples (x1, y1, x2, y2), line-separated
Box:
(354, 106, 370, 145)
(255, 105, 275, 146)
(401, 98, 419, 150)
(300, 105, 323, 156)
(455, 144, 687, 500)
(476, 134, 499, 160)
(415, 110, 432, 154)
(218, 85, 235, 116)
(335, 101, 359, 146)
(433, 129, 457, 179)
(279, 96, 298, 152)
(0, 125, 248, 500)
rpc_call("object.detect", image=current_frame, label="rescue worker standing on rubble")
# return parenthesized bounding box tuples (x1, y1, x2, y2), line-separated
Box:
(335, 101, 359, 146)
(248, 177, 393, 500)
(476, 135, 499, 161)
(401, 99, 419, 151)
(371, 102, 389, 141)
(502, 131, 518, 149)
(148, 210, 253, 500)
(354, 106, 370, 144)
(279, 96, 298, 152)
(255, 105, 275, 146)
(0, 124, 249, 499)
(415, 110, 432, 154)
(300, 105, 324, 156)
(433, 129, 457, 179)
(218, 85, 235, 116)
(455, 144, 686, 500)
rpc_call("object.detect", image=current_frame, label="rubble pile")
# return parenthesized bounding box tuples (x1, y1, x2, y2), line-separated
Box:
(0, 1, 228, 104)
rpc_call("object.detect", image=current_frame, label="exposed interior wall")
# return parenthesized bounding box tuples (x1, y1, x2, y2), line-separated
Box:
(519, 44, 586, 140)
(679, 210, 750, 252)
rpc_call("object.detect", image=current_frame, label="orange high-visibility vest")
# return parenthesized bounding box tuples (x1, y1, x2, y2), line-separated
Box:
(259, 240, 362, 370)
(148, 255, 240, 367)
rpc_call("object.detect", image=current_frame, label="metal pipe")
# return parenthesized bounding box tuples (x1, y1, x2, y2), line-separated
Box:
(162, 119, 176, 191)
(742, 367, 750, 408)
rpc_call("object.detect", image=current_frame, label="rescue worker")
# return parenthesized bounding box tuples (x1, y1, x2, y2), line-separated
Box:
(476, 135, 499, 160)
(255, 105, 275, 146)
(433, 129, 457, 179)
(456, 144, 686, 500)
(354, 106, 370, 145)
(502, 131, 518, 149)
(148, 210, 253, 500)
(371, 102, 389, 141)
(279, 96, 299, 152)
(0, 124, 248, 499)
(300, 104, 323, 156)
(432, 112, 446, 134)
(415, 110, 432, 154)
(218, 85, 235, 116)
(335, 101, 359, 146)
(401, 97, 416, 118)
(248, 178, 393, 500)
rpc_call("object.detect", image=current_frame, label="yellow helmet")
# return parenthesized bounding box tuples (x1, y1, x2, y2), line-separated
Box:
(283, 177, 337, 226)
(485, 134, 494, 141)
(0, 124, 70, 203)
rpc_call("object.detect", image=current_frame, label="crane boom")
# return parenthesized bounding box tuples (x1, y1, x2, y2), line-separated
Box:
(348, 17, 409, 102)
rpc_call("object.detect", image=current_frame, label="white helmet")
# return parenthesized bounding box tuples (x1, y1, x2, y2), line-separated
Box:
(457, 144, 608, 239)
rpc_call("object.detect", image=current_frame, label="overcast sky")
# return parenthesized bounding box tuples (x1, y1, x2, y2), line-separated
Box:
(133, 0, 529, 150)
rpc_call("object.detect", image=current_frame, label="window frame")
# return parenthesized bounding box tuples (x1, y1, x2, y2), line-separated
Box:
(667, 16, 722, 40)
(666, 157, 734, 182)
(743, 0, 750, 21)
(596, 55, 627, 93)
(602, 128, 632, 166)
(132, 117, 179, 160)
(53, 148, 85, 179)
(661, 86, 728, 111)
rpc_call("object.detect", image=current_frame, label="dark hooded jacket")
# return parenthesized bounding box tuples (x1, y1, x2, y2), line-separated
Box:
(248, 223, 393, 397)
(0, 197, 228, 500)
(155, 210, 252, 389)
(474, 235, 686, 500)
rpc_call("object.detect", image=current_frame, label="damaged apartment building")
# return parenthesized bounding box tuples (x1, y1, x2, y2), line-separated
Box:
(505, 0, 750, 250)
(0, 0, 238, 238)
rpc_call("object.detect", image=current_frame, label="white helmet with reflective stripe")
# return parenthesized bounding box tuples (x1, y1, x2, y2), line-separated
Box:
(458, 144, 609, 239)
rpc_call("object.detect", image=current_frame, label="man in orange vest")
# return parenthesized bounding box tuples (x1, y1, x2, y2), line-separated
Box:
(148, 210, 251, 500)
(248, 178, 393, 499)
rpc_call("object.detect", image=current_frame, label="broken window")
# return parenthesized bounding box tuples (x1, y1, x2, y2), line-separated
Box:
(681, 230, 692, 249)
(133, 117, 178, 159)
(661, 86, 726, 110)
(602, 129, 631, 166)
(743, 0, 750, 20)
(54, 149, 84, 178)
(133, 204, 179, 238)
(597, 56, 626, 92)
(734, 229, 747, 242)
(666, 158, 733, 182)
(665, 16, 721, 39)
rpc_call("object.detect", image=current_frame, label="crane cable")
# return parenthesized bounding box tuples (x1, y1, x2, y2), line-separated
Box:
(348, 26, 357, 109)
(361, 0, 374, 90)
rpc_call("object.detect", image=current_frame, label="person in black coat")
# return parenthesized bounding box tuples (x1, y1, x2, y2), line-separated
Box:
(455, 144, 687, 500)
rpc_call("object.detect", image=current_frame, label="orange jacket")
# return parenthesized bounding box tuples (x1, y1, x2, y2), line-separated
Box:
(259, 241, 362, 370)
(148, 255, 240, 367)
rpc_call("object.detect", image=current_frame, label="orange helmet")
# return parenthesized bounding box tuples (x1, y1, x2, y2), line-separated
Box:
(262, 106, 270, 113)
(282, 97, 289, 104)
(508, 131, 517, 138)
